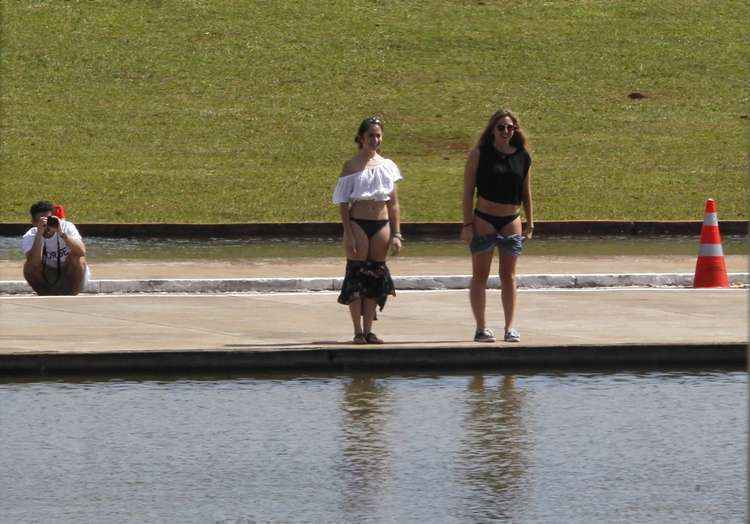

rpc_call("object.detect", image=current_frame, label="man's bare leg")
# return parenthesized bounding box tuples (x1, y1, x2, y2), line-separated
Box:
(23, 259, 52, 295)
(62, 255, 87, 295)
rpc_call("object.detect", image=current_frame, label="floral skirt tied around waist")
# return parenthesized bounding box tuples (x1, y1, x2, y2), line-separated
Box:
(337, 260, 396, 312)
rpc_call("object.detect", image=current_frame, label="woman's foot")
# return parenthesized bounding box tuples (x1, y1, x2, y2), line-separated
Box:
(353, 333, 367, 344)
(473, 328, 496, 343)
(365, 332, 384, 344)
(504, 328, 520, 342)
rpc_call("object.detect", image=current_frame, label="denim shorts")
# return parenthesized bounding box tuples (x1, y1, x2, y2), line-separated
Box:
(469, 233, 524, 257)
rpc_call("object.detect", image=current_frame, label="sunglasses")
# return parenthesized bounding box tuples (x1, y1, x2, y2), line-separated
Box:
(496, 124, 517, 133)
(366, 117, 382, 125)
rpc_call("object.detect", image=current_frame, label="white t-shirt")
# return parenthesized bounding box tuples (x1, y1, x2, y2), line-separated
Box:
(21, 220, 83, 267)
(332, 159, 402, 204)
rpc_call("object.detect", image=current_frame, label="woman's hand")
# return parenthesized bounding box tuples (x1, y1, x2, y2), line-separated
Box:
(390, 236, 402, 256)
(460, 224, 474, 244)
(343, 234, 358, 259)
(523, 224, 534, 241)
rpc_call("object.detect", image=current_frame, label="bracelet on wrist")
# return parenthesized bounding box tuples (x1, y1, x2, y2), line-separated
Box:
(393, 232, 403, 240)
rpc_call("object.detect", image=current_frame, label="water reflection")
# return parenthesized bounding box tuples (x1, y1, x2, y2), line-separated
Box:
(0, 372, 745, 522)
(455, 375, 528, 521)
(339, 376, 392, 518)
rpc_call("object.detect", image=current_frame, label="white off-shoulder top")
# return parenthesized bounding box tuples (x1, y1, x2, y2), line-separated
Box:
(332, 159, 402, 204)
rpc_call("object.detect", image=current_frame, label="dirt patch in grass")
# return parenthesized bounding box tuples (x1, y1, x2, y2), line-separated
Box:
(627, 91, 650, 100)
(417, 137, 473, 160)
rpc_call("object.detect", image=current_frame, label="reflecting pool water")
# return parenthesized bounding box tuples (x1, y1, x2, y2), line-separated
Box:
(0, 370, 745, 522)
(0, 235, 747, 262)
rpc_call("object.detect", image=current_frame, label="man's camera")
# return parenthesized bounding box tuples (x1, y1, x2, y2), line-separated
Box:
(47, 216, 60, 228)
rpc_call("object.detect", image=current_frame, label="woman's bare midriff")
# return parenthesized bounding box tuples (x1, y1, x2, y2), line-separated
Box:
(350, 200, 389, 220)
(476, 196, 520, 218)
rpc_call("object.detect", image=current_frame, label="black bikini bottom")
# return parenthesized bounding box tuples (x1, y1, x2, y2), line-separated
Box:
(474, 209, 519, 231)
(352, 218, 389, 239)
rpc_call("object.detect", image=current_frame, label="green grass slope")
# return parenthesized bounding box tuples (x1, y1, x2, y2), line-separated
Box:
(1, 0, 747, 223)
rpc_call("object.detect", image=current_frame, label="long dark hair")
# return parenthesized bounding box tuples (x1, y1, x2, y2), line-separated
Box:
(354, 116, 384, 149)
(476, 109, 528, 150)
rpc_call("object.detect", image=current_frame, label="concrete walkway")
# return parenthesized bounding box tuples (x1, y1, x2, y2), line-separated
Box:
(2, 255, 746, 374)
(1, 288, 746, 374)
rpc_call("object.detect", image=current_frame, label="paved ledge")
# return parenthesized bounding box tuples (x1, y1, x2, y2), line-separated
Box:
(0, 220, 747, 238)
(0, 343, 745, 376)
(0, 272, 747, 295)
(1, 288, 744, 375)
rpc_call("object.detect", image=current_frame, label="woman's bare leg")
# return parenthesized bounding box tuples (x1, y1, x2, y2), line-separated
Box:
(363, 223, 391, 335)
(470, 214, 497, 331)
(498, 217, 523, 332)
(499, 253, 518, 331)
(349, 300, 363, 334)
(470, 251, 494, 330)
(347, 222, 370, 335)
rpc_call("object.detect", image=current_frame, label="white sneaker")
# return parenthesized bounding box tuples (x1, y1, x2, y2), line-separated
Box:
(474, 328, 496, 343)
(504, 328, 520, 342)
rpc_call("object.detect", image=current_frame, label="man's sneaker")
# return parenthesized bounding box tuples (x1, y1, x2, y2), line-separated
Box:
(474, 328, 496, 343)
(504, 328, 520, 342)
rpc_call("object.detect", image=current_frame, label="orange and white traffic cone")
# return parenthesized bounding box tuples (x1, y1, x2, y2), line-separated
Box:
(693, 198, 729, 288)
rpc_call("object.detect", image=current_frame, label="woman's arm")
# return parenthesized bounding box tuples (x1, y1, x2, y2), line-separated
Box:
(460, 148, 479, 243)
(386, 187, 402, 254)
(337, 160, 358, 258)
(339, 203, 357, 258)
(522, 170, 534, 240)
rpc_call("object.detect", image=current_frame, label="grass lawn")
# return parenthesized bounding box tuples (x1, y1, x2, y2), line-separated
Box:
(1, 0, 747, 223)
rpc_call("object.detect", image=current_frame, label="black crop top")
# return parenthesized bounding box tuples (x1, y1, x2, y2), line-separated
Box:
(475, 144, 531, 205)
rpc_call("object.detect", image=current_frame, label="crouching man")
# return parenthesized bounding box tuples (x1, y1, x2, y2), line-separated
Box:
(22, 201, 89, 295)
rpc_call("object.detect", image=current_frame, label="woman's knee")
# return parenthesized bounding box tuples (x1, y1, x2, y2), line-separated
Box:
(500, 271, 516, 287)
(471, 253, 493, 279)
(471, 272, 491, 287)
(472, 261, 492, 284)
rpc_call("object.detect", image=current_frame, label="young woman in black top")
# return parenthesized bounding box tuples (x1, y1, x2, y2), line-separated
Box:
(460, 109, 534, 343)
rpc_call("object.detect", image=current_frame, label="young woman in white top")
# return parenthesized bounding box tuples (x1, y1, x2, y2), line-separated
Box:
(332, 116, 403, 344)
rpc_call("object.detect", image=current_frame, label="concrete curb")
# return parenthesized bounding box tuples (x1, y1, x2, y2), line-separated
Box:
(0, 273, 747, 295)
(1, 343, 745, 376)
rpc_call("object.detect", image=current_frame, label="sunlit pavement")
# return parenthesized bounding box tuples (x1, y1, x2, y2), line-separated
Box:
(1, 288, 745, 356)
